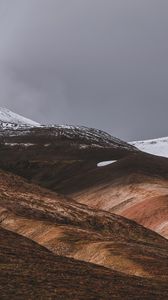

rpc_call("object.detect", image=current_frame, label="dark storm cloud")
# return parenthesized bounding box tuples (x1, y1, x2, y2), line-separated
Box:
(0, 0, 168, 140)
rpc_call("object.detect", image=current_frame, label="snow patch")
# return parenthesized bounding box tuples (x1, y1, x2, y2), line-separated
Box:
(97, 160, 116, 167)
(4, 143, 35, 147)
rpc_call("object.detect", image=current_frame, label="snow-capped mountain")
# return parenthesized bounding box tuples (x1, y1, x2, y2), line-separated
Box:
(1, 107, 168, 159)
(131, 137, 168, 158)
(0, 108, 138, 163)
(0, 107, 40, 128)
(0, 108, 137, 154)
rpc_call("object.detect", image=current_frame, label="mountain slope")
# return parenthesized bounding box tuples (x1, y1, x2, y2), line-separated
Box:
(65, 154, 168, 239)
(15, 152, 168, 239)
(0, 125, 138, 162)
(2, 227, 168, 300)
(94, 136, 168, 166)
(131, 136, 168, 158)
(0, 169, 168, 280)
(0, 107, 40, 128)
(0, 116, 167, 238)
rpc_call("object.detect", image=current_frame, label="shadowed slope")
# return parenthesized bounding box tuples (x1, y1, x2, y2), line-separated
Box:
(1, 227, 168, 300)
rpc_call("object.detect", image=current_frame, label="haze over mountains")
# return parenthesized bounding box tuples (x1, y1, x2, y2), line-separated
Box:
(0, 107, 168, 299)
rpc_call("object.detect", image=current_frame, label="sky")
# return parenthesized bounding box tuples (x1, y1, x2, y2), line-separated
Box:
(0, 0, 168, 141)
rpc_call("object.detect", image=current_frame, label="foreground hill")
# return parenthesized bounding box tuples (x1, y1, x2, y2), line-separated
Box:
(0, 169, 168, 280)
(1, 227, 168, 300)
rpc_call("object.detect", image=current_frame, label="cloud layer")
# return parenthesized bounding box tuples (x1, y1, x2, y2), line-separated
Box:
(0, 0, 168, 140)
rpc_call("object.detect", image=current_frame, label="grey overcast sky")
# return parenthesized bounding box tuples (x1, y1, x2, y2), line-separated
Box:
(0, 0, 168, 141)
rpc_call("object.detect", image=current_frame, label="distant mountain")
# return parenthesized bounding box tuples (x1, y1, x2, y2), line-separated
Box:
(1, 107, 167, 159)
(0, 107, 136, 152)
(0, 107, 40, 128)
(0, 114, 138, 161)
(131, 137, 168, 158)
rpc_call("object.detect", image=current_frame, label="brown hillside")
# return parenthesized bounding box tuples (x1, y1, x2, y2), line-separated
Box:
(0, 169, 168, 280)
(1, 227, 168, 300)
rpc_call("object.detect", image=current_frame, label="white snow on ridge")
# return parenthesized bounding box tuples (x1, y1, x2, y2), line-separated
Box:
(130, 137, 168, 158)
(0, 107, 40, 126)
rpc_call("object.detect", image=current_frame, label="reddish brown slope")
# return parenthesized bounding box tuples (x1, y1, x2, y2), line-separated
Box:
(0, 169, 168, 280)
(34, 153, 167, 239)
(121, 195, 168, 237)
(1, 152, 168, 238)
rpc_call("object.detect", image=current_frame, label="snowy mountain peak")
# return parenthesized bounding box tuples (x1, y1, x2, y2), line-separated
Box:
(0, 107, 40, 127)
